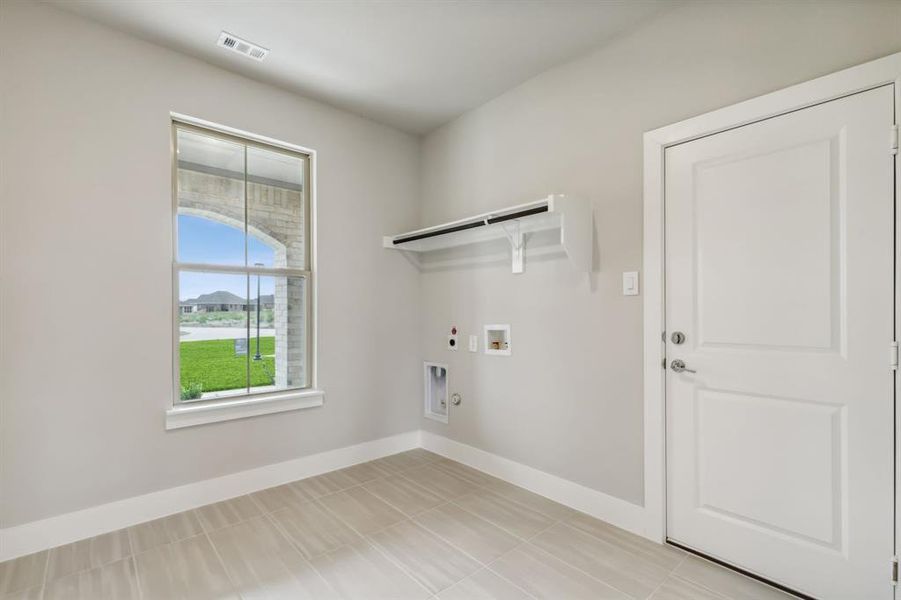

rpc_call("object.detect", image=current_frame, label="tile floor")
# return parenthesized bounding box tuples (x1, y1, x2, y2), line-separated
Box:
(0, 449, 796, 599)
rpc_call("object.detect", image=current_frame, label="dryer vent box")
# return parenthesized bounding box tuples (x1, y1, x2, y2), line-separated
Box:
(424, 362, 448, 423)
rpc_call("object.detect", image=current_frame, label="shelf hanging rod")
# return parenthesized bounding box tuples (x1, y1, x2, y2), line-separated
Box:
(392, 205, 549, 245)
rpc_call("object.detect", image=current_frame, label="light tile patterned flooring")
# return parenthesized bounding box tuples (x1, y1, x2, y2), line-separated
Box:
(0, 449, 796, 600)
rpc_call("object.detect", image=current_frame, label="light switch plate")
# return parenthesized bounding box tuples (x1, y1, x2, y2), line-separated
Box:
(623, 271, 639, 296)
(468, 335, 478, 352)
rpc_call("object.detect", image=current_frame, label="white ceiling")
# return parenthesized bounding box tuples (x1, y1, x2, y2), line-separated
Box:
(49, 1, 671, 134)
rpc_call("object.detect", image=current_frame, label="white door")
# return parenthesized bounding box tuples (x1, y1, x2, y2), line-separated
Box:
(665, 85, 895, 599)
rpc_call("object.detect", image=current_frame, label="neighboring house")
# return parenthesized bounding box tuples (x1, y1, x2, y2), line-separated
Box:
(251, 294, 275, 310)
(180, 291, 274, 313)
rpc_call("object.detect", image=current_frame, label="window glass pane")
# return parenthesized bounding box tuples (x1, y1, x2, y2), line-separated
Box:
(176, 129, 246, 266)
(247, 146, 305, 269)
(179, 271, 249, 401)
(249, 274, 306, 392)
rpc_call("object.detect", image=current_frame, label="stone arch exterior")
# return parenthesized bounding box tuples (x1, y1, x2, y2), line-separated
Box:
(178, 168, 306, 389)
(178, 206, 283, 257)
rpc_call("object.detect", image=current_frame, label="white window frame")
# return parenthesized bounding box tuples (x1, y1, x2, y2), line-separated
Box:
(166, 114, 322, 429)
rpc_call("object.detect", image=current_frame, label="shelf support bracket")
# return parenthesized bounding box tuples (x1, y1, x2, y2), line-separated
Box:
(501, 222, 525, 274)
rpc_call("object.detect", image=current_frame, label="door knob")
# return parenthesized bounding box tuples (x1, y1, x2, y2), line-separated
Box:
(670, 359, 696, 374)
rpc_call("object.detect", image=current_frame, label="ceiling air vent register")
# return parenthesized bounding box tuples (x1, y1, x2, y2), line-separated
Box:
(217, 31, 269, 61)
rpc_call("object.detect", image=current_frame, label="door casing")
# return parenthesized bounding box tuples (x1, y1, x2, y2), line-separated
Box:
(642, 51, 901, 573)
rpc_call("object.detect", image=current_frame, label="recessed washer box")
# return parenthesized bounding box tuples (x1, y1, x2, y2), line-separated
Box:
(484, 324, 511, 356)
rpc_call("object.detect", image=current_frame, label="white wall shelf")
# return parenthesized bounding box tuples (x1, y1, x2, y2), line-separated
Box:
(383, 194, 592, 274)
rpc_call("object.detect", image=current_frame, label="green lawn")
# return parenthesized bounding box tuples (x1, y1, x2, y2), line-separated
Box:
(180, 336, 275, 396)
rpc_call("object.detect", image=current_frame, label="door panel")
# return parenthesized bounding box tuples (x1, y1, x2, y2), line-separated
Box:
(695, 389, 842, 547)
(665, 85, 894, 599)
(695, 137, 837, 351)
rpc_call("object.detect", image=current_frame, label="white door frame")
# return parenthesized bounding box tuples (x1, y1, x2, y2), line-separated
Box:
(642, 52, 901, 547)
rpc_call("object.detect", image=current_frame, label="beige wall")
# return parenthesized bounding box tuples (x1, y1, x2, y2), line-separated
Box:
(0, 2, 421, 526)
(419, 0, 901, 505)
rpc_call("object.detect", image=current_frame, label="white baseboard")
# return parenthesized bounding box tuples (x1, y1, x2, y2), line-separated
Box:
(0, 430, 420, 562)
(1, 429, 651, 562)
(420, 431, 647, 539)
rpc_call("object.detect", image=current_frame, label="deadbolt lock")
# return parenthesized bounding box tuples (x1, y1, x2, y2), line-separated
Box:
(671, 331, 686, 345)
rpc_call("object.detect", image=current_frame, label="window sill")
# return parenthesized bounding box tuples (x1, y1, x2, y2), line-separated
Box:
(165, 388, 325, 430)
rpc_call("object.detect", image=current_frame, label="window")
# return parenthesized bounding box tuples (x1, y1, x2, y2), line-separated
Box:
(169, 118, 318, 427)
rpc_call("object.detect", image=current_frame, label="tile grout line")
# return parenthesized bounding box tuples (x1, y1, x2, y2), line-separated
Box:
(353, 486, 441, 530)
(391, 466, 574, 600)
(414, 498, 529, 556)
(256, 509, 345, 600)
(666, 572, 735, 600)
(519, 533, 646, 600)
(130, 554, 144, 600)
(359, 460, 507, 584)
(430, 501, 591, 599)
(472, 484, 673, 600)
(200, 527, 242, 598)
(36, 545, 50, 600)
(192, 481, 290, 597)
(362, 454, 577, 599)
(128, 515, 196, 600)
(363, 518, 478, 598)
(250, 465, 416, 598)
(665, 552, 688, 578)
(310, 453, 477, 597)
(642, 553, 689, 600)
(436, 455, 691, 599)
(667, 559, 790, 600)
(312, 485, 437, 598)
(445, 496, 545, 544)
(132, 550, 149, 600)
(122, 516, 144, 600)
(39, 527, 139, 590)
(478, 516, 568, 600)
(408, 511, 539, 600)
(427, 459, 577, 527)
(361, 471, 449, 516)
(262, 459, 445, 598)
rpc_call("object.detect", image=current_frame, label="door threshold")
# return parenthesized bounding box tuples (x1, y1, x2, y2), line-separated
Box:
(666, 540, 814, 600)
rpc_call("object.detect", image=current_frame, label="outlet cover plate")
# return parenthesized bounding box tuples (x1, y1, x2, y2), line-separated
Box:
(623, 271, 639, 296)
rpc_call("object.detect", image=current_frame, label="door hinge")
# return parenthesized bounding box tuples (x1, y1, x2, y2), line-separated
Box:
(892, 555, 898, 585)
(891, 124, 898, 155)
(890, 341, 898, 370)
